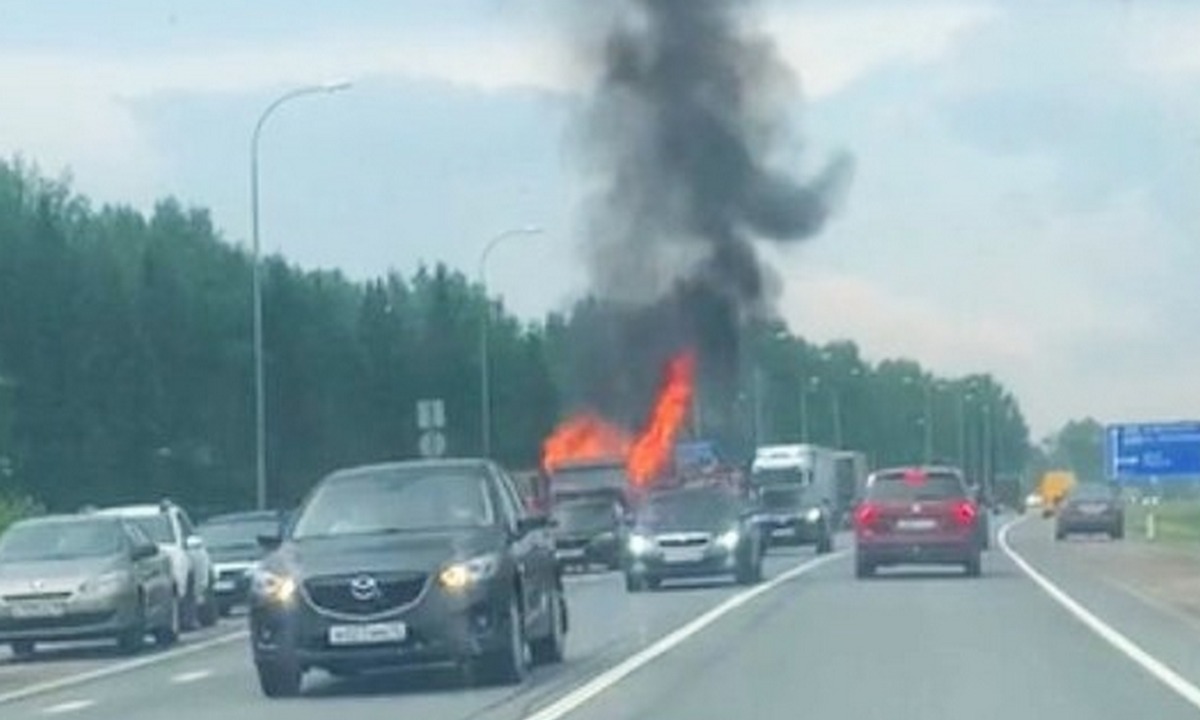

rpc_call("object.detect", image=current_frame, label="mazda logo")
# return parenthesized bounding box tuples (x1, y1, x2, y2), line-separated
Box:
(349, 575, 381, 601)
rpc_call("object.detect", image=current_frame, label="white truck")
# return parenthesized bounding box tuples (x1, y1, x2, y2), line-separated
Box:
(749, 444, 839, 553)
(97, 501, 219, 630)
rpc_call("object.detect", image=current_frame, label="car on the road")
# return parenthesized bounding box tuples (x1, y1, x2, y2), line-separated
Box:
(1055, 483, 1124, 540)
(0, 514, 179, 657)
(621, 485, 764, 591)
(248, 459, 567, 698)
(96, 501, 219, 630)
(853, 466, 983, 578)
(551, 496, 624, 572)
(198, 510, 286, 616)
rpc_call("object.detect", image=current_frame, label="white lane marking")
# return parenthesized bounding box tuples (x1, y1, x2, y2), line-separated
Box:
(170, 669, 213, 684)
(41, 699, 95, 714)
(522, 551, 845, 720)
(999, 518, 1200, 710)
(0, 630, 247, 707)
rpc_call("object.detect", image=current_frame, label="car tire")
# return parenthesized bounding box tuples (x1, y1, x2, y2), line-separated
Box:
(480, 596, 528, 685)
(624, 573, 645, 593)
(1111, 525, 1124, 540)
(10, 641, 35, 660)
(217, 600, 233, 618)
(197, 583, 219, 628)
(964, 553, 983, 578)
(257, 660, 303, 698)
(606, 555, 621, 572)
(854, 556, 875, 579)
(530, 588, 566, 666)
(153, 595, 181, 647)
(117, 597, 146, 655)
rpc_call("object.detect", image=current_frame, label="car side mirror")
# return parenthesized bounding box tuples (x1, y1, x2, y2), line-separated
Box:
(184, 535, 204, 551)
(132, 543, 158, 560)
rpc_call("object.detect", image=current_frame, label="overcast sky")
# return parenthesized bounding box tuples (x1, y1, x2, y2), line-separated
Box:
(2, 0, 1198, 437)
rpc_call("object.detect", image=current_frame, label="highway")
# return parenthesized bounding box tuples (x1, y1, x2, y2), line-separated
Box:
(2, 518, 1200, 719)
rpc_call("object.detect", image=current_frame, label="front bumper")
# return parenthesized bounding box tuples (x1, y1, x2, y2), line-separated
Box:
(625, 546, 740, 580)
(250, 579, 512, 672)
(759, 512, 824, 544)
(212, 563, 256, 605)
(0, 592, 138, 643)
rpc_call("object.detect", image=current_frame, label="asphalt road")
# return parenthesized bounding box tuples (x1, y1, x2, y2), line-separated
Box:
(2, 521, 1200, 719)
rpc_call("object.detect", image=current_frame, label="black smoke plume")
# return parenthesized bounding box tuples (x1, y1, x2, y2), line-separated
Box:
(565, 0, 852, 437)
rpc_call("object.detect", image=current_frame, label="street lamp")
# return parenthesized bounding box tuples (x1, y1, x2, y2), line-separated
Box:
(250, 79, 352, 511)
(478, 226, 543, 458)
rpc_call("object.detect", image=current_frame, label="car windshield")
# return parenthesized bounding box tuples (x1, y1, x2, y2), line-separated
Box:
(199, 518, 279, 549)
(0, 519, 123, 561)
(638, 491, 740, 530)
(125, 515, 176, 544)
(751, 467, 809, 486)
(552, 465, 628, 494)
(867, 471, 966, 502)
(554, 501, 616, 531)
(291, 468, 495, 539)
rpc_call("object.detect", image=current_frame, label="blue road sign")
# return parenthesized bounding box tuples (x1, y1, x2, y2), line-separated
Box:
(1106, 422, 1200, 481)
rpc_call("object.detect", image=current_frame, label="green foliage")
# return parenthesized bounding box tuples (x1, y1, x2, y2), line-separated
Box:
(1038, 418, 1106, 484)
(0, 159, 1031, 514)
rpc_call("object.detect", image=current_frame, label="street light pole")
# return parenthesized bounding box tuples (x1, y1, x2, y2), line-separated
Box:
(250, 80, 351, 511)
(478, 226, 543, 458)
(923, 380, 935, 464)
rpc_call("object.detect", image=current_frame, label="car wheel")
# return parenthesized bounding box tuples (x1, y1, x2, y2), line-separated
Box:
(180, 579, 199, 632)
(645, 576, 662, 590)
(217, 600, 233, 618)
(606, 555, 621, 572)
(854, 556, 874, 579)
(964, 553, 983, 578)
(481, 596, 528, 685)
(10, 640, 35, 660)
(624, 573, 645, 593)
(257, 660, 303, 698)
(816, 528, 834, 555)
(530, 588, 566, 665)
(1111, 524, 1125, 540)
(153, 594, 181, 647)
(197, 583, 219, 628)
(117, 596, 147, 655)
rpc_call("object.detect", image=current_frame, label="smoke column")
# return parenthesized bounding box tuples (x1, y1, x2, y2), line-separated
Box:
(567, 0, 852, 434)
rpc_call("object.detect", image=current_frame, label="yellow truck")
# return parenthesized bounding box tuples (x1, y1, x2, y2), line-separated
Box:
(1038, 471, 1077, 517)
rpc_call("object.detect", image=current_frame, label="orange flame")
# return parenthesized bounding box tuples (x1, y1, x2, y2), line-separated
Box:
(626, 351, 696, 486)
(541, 413, 632, 474)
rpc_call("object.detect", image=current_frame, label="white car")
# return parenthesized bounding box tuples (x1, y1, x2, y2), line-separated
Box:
(96, 502, 218, 630)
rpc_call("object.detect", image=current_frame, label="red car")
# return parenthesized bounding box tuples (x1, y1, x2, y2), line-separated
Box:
(853, 466, 982, 579)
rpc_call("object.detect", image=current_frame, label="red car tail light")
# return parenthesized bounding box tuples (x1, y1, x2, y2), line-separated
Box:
(855, 503, 880, 529)
(952, 500, 977, 527)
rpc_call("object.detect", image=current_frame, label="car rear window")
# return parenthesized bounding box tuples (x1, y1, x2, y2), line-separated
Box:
(867, 470, 966, 501)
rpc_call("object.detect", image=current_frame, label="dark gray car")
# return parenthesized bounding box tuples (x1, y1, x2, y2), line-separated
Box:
(1056, 483, 1124, 540)
(248, 459, 567, 698)
(0, 515, 179, 657)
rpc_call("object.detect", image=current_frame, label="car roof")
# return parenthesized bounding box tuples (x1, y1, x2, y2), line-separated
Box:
(94, 504, 171, 518)
(11, 513, 125, 529)
(200, 510, 281, 525)
(326, 458, 494, 477)
(871, 465, 964, 479)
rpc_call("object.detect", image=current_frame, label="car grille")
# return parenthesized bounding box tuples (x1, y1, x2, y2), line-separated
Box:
(2, 592, 72, 602)
(657, 536, 709, 548)
(217, 568, 250, 582)
(303, 572, 427, 616)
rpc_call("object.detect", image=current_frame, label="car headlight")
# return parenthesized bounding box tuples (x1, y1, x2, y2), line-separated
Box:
(805, 508, 822, 523)
(439, 553, 500, 592)
(627, 534, 655, 555)
(716, 529, 740, 550)
(79, 571, 130, 597)
(251, 569, 297, 604)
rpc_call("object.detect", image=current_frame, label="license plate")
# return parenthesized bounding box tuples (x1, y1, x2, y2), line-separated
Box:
(11, 602, 66, 619)
(328, 622, 407, 646)
(896, 518, 937, 531)
(1080, 504, 1107, 515)
(214, 580, 236, 592)
(662, 547, 706, 564)
(771, 527, 798, 538)
(556, 548, 586, 559)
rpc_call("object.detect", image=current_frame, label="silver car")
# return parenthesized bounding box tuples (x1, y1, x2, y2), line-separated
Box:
(0, 515, 179, 657)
